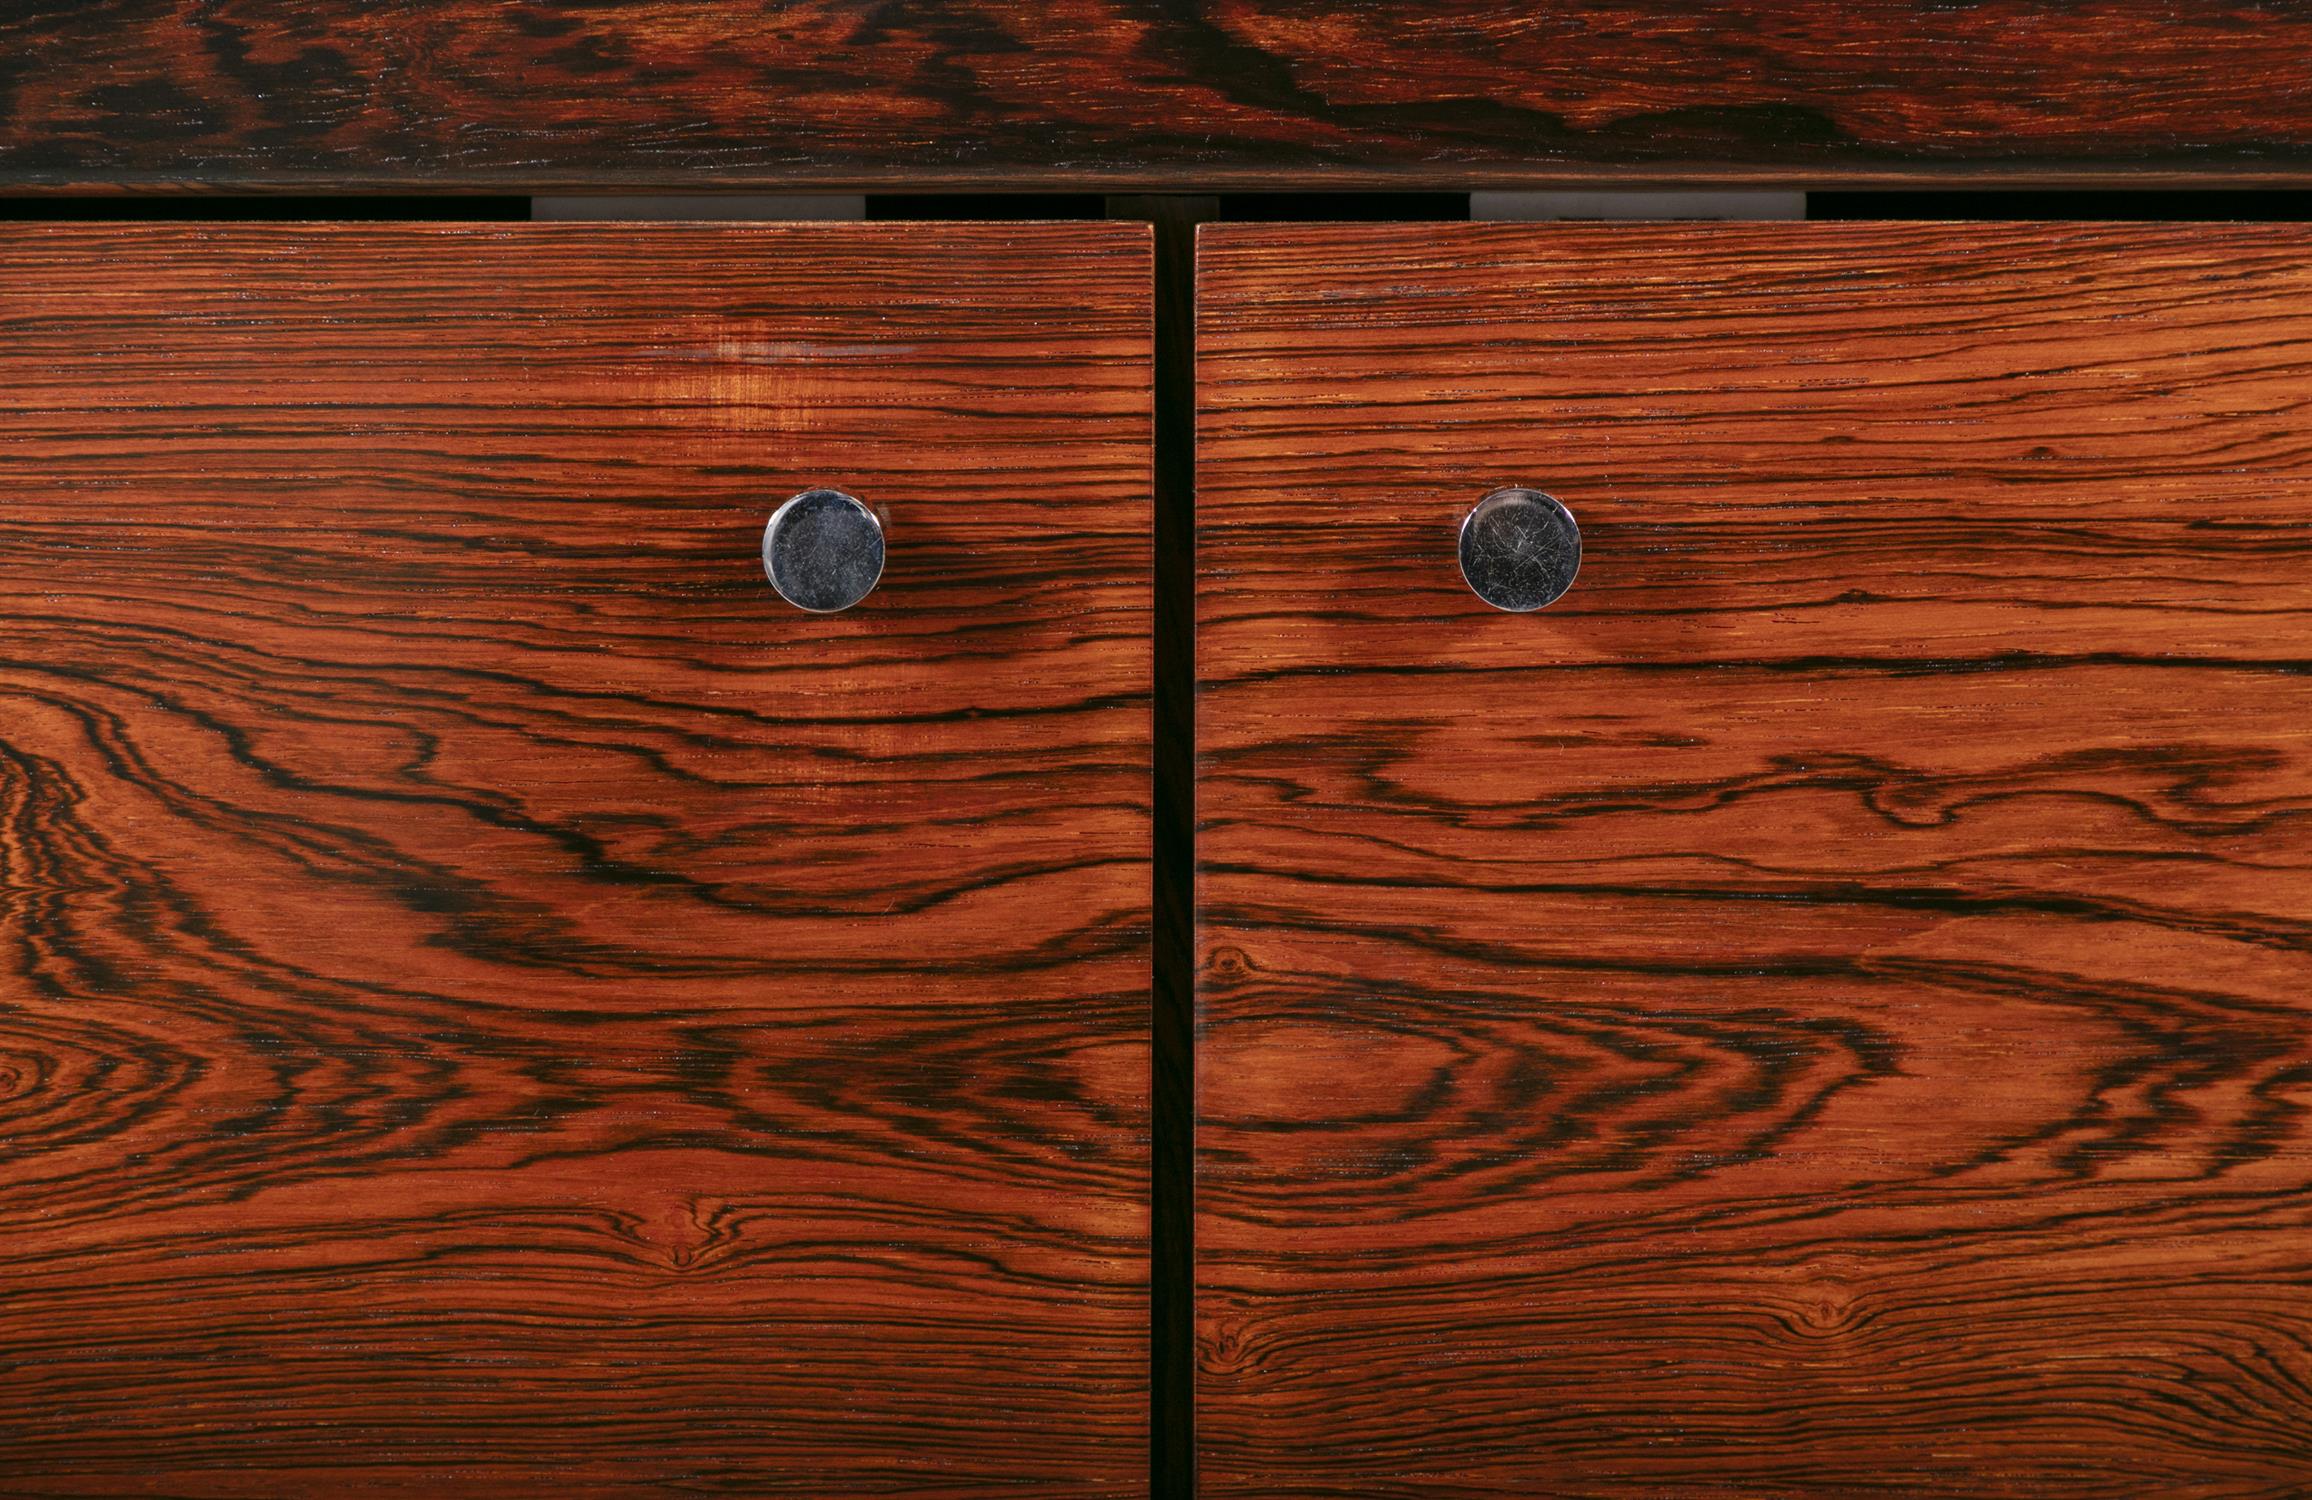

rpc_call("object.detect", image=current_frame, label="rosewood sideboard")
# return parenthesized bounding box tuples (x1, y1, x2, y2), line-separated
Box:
(2, 6, 2309, 1496)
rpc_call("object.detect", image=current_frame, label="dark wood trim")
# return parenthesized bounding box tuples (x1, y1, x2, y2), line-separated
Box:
(4, 3, 2309, 192)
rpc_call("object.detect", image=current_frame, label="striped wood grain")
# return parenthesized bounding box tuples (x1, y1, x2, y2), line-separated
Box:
(3, 2, 2310, 192)
(1196, 221, 2312, 1497)
(0, 223, 1151, 1496)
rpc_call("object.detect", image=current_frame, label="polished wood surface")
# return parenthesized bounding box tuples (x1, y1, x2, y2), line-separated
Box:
(1196, 222, 2312, 1495)
(0, 223, 1151, 1495)
(4, 3, 2310, 191)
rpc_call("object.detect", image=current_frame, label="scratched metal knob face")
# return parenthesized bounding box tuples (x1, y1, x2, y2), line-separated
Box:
(1458, 487, 1580, 612)
(763, 488, 885, 613)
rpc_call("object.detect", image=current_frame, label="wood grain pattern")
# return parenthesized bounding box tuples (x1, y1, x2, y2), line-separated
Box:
(1196, 222, 2312, 1496)
(0, 223, 1150, 1495)
(4, 2, 2312, 192)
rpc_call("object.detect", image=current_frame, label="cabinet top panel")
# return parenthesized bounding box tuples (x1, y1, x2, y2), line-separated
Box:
(3, 1, 2309, 191)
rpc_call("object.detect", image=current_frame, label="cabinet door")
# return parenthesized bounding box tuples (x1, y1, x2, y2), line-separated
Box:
(0, 224, 1150, 1496)
(1197, 222, 2312, 1495)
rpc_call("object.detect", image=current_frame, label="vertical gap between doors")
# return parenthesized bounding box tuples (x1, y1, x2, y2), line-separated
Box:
(1102, 189, 1465, 1500)
(1106, 193, 1216, 1500)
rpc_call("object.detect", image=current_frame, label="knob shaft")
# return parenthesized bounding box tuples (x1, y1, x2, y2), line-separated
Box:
(1458, 487, 1580, 612)
(764, 488, 884, 613)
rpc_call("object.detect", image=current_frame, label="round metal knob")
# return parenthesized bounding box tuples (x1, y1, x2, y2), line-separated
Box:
(763, 488, 884, 613)
(1458, 487, 1580, 612)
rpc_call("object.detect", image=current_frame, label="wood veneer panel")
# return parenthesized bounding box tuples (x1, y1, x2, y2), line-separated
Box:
(1196, 222, 2312, 1496)
(3, 3, 2311, 191)
(0, 223, 1151, 1495)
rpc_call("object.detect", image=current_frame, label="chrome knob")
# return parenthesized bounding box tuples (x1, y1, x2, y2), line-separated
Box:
(763, 488, 884, 612)
(1458, 487, 1580, 612)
